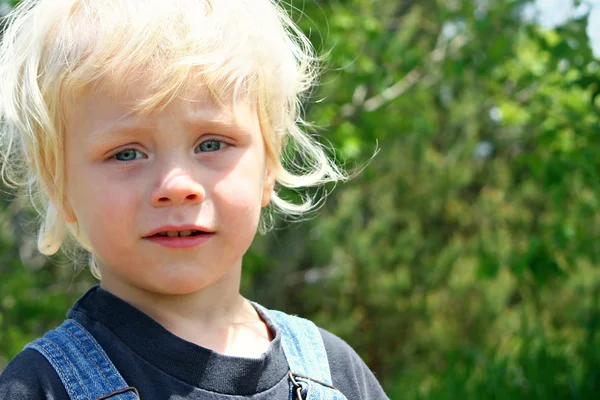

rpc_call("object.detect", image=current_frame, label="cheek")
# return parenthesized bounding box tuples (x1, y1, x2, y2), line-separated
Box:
(213, 149, 267, 212)
(213, 172, 264, 221)
(67, 169, 140, 240)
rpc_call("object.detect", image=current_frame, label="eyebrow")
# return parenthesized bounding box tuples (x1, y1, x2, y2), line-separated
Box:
(183, 118, 253, 137)
(88, 111, 145, 138)
(92, 115, 253, 139)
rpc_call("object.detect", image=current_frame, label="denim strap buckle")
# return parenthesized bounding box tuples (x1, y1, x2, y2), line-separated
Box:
(289, 371, 305, 400)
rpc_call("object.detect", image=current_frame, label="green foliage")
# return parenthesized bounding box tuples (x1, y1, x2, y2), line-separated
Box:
(1, 0, 599, 398)
(244, 0, 600, 397)
(0, 194, 96, 367)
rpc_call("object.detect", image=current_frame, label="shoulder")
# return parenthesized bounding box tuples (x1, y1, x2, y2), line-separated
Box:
(261, 306, 388, 399)
(0, 348, 69, 400)
(318, 328, 389, 400)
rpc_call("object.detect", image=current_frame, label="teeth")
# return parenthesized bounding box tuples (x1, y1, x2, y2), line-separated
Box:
(155, 230, 202, 237)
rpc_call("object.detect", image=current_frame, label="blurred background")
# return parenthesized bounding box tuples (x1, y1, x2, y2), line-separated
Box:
(1, 0, 599, 398)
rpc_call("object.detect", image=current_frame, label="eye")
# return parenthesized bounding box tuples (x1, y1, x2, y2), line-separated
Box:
(195, 139, 227, 153)
(113, 149, 146, 162)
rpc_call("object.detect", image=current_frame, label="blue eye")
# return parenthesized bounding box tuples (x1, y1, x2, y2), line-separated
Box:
(113, 149, 146, 161)
(196, 140, 225, 153)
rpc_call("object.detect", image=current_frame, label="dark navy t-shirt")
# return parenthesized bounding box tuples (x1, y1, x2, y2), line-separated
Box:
(0, 286, 388, 399)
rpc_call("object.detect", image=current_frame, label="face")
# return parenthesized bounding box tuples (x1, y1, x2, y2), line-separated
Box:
(63, 84, 274, 296)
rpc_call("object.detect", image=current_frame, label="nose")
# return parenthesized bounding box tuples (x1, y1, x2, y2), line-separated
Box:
(150, 169, 205, 207)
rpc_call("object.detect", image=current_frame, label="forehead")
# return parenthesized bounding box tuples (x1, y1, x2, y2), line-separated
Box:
(64, 80, 260, 138)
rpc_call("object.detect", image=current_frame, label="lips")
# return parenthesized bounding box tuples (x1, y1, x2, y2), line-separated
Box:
(143, 225, 215, 249)
(144, 225, 214, 238)
(153, 229, 204, 237)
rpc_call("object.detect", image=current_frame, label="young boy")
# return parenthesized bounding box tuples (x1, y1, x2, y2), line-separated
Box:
(0, 0, 388, 399)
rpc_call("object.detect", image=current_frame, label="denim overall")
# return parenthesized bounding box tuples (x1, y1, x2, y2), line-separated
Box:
(26, 305, 348, 400)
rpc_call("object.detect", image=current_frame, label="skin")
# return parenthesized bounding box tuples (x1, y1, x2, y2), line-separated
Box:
(62, 83, 275, 357)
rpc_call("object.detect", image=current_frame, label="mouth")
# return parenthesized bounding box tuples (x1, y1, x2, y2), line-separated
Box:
(144, 227, 214, 249)
(144, 225, 215, 239)
(151, 229, 207, 238)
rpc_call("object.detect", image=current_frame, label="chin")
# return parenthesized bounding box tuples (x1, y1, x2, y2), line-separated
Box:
(143, 274, 221, 296)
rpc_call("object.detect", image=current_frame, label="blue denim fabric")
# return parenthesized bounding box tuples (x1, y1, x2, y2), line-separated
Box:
(256, 304, 349, 400)
(25, 319, 139, 400)
(26, 305, 348, 400)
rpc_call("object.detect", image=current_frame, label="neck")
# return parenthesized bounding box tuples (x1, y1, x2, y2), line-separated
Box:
(98, 262, 272, 357)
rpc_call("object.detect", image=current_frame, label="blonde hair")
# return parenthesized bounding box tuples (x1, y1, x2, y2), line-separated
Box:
(0, 0, 345, 277)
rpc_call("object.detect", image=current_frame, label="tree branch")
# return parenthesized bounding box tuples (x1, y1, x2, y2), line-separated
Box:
(340, 32, 468, 117)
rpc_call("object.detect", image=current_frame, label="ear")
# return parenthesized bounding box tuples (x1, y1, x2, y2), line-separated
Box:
(47, 187, 78, 224)
(261, 168, 275, 208)
(62, 197, 78, 224)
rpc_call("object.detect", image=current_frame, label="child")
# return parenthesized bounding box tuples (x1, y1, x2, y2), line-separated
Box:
(0, 0, 388, 399)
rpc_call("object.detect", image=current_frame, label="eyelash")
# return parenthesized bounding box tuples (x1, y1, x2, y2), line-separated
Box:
(110, 139, 230, 162)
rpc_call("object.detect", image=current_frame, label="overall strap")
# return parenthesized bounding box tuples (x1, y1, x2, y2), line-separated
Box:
(25, 319, 139, 400)
(255, 304, 348, 400)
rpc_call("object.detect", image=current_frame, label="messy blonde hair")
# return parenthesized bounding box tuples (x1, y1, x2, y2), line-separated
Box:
(0, 0, 345, 277)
